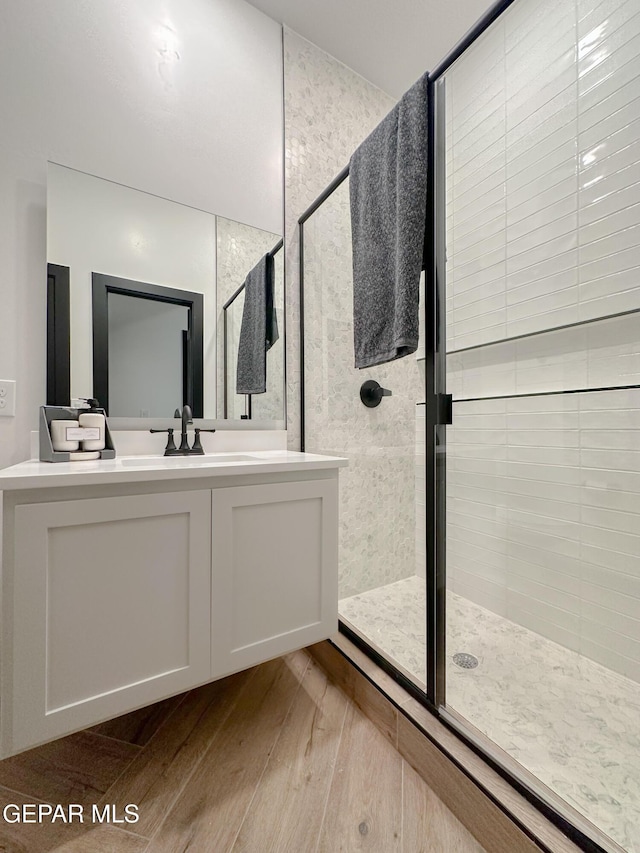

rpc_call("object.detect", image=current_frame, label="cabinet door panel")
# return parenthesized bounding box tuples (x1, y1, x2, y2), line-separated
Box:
(6, 491, 211, 755)
(211, 479, 338, 677)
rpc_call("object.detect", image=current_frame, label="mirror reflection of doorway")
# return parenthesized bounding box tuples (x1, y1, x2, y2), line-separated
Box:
(92, 274, 204, 417)
(107, 293, 189, 418)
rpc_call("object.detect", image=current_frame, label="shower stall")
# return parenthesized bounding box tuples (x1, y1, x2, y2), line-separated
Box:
(299, 0, 640, 851)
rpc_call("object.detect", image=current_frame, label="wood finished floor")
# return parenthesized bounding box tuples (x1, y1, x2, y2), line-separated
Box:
(0, 651, 488, 852)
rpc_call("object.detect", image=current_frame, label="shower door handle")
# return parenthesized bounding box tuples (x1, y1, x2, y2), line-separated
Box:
(436, 394, 453, 425)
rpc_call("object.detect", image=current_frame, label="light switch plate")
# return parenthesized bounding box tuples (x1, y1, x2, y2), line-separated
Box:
(0, 379, 16, 417)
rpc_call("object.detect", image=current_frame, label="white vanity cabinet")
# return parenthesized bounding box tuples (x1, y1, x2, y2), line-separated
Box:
(0, 452, 344, 757)
(211, 479, 337, 677)
(6, 490, 212, 755)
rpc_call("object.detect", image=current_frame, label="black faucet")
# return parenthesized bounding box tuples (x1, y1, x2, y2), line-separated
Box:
(150, 406, 216, 456)
(174, 405, 193, 453)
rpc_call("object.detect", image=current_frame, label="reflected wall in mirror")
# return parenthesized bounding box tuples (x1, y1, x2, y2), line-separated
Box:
(46, 162, 285, 425)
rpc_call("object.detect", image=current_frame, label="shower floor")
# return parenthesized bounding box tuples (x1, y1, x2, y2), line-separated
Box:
(340, 576, 640, 853)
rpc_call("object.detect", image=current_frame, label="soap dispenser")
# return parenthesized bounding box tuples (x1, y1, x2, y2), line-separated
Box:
(78, 398, 106, 451)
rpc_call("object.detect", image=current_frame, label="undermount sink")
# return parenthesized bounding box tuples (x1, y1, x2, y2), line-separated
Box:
(121, 454, 262, 467)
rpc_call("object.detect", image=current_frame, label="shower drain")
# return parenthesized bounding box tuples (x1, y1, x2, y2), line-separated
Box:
(452, 652, 479, 669)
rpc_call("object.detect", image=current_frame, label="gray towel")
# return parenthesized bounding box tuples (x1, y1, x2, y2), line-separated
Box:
(236, 253, 279, 394)
(349, 71, 429, 368)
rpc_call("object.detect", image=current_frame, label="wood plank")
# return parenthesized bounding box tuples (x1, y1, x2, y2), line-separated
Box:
(317, 701, 402, 852)
(0, 785, 148, 852)
(0, 731, 139, 808)
(48, 827, 148, 853)
(402, 760, 487, 853)
(146, 653, 308, 853)
(231, 658, 348, 852)
(103, 667, 256, 838)
(308, 640, 398, 746)
(397, 715, 540, 853)
(89, 694, 183, 746)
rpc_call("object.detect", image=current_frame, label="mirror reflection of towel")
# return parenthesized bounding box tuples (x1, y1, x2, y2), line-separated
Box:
(236, 253, 278, 394)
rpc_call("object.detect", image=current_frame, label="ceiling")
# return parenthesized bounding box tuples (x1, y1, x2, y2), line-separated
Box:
(245, 0, 496, 98)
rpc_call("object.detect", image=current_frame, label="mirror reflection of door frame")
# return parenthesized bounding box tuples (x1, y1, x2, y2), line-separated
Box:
(46, 263, 71, 406)
(92, 273, 204, 417)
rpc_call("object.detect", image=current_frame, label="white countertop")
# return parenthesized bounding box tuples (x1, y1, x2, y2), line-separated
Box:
(0, 450, 348, 491)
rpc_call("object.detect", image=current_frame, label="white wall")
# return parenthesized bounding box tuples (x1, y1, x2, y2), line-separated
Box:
(0, 0, 283, 468)
(445, 0, 640, 682)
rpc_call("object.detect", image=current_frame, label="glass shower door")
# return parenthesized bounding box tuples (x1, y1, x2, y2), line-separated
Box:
(301, 177, 428, 692)
(438, 0, 640, 850)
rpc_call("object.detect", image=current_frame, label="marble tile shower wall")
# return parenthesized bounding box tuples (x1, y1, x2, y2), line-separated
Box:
(445, 0, 640, 680)
(303, 182, 424, 598)
(283, 28, 396, 451)
(285, 31, 427, 597)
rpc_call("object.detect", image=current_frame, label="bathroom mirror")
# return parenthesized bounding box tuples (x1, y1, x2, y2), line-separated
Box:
(46, 162, 285, 427)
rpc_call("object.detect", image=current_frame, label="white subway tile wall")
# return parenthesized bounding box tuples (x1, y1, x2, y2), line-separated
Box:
(445, 0, 640, 683)
(447, 0, 640, 351)
(448, 390, 640, 681)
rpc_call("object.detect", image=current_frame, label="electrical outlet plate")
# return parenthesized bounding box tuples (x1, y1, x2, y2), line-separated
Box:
(0, 379, 16, 417)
